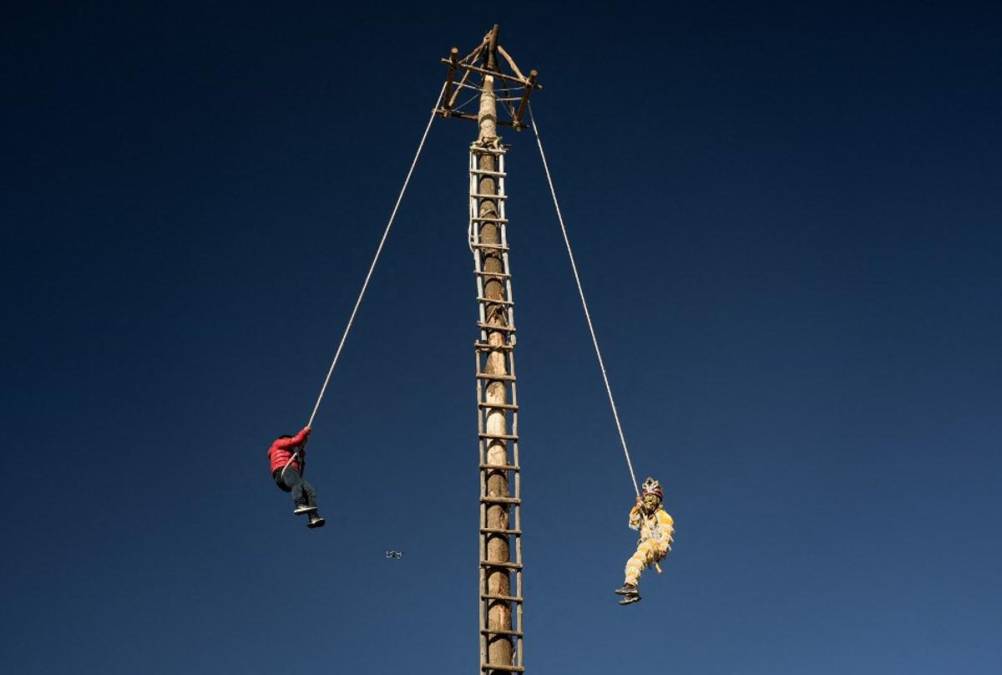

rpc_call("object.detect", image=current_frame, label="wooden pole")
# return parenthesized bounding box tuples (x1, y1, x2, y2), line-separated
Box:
(442, 47, 460, 115)
(513, 70, 538, 130)
(477, 25, 515, 674)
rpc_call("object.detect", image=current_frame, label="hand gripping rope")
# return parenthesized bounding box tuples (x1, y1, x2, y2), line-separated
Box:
(529, 103, 641, 497)
(301, 82, 448, 440)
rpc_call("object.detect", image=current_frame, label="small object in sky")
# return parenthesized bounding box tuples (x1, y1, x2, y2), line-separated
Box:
(385, 550, 403, 559)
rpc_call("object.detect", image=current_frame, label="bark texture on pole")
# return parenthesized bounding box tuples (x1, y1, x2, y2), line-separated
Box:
(478, 67, 515, 672)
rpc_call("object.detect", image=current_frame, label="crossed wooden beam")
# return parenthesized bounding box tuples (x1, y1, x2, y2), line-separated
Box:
(437, 25, 542, 131)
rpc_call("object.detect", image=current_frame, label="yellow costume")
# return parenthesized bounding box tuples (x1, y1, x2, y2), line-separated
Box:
(624, 503, 674, 586)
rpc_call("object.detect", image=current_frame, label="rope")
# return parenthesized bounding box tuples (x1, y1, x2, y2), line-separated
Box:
(306, 82, 447, 429)
(528, 103, 641, 497)
(280, 447, 302, 481)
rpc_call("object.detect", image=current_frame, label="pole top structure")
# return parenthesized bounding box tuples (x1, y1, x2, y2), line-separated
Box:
(437, 26, 542, 131)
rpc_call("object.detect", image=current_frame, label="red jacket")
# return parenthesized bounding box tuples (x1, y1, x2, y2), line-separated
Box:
(268, 427, 310, 475)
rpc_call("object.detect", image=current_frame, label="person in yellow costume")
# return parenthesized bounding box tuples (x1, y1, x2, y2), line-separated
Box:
(615, 476, 674, 605)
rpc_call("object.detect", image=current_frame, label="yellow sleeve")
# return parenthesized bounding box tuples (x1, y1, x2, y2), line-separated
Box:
(658, 510, 675, 541)
(628, 505, 641, 530)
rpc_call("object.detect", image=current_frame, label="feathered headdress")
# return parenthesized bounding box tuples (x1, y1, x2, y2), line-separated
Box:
(641, 476, 664, 500)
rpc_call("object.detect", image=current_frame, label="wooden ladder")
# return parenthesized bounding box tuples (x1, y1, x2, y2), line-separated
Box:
(470, 143, 525, 675)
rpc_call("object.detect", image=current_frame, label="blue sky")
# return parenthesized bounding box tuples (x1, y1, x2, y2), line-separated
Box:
(2, 2, 1000, 673)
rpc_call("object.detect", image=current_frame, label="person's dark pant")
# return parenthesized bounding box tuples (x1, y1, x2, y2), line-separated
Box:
(273, 468, 318, 510)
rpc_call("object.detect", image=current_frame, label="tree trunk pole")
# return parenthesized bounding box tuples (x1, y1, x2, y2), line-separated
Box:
(477, 26, 515, 673)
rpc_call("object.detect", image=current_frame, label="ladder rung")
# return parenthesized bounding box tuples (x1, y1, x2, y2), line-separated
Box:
(479, 432, 519, 441)
(481, 628, 523, 638)
(478, 323, 516, 333)
(470, 192, 507, 199)
(471, 216, 509, 223)
(480, 560, 523, 570)
(476, 372, 516, 381)
(481, 496, 521, 505)
(478, 402, 519, 410)
(481, 593, 524, 603)
(477, 296, 514, 306)
(481, 664, 524, 672)
(480, 527, 522, 535)
(472, 243, 510, 252)
(474, 271, 511, 279)
(471, 146, 506, 155)
(470, 168, 506, 177)
(480, 463, 520, 472)
(474, 342, 515, 351)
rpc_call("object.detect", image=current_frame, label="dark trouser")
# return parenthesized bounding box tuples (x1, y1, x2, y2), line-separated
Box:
(273, 468, 318, 509)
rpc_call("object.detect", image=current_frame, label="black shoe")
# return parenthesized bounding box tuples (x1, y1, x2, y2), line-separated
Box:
(294, 504, 318, 515)
(307, 513, 326, 529)
(618, 594, 642, 605)
(615, 583, 638, 596)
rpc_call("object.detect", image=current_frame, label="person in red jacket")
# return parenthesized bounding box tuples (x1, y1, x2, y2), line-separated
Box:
(268, 426, 325, 528)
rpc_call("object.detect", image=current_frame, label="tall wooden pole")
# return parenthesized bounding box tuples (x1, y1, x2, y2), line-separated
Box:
(440, 25, 535, 672)
(478, 25, 516, 673)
